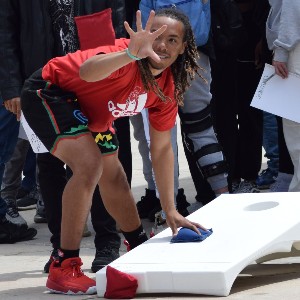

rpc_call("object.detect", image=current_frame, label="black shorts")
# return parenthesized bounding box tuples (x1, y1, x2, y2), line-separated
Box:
(21, 69, 119, 155)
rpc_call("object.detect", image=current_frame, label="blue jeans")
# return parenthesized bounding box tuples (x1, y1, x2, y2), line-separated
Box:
(0, 102, 20, 217)
(263, 112, 279, 174)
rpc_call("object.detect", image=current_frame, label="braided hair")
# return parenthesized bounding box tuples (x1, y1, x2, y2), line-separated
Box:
(137, 8, 205, 106)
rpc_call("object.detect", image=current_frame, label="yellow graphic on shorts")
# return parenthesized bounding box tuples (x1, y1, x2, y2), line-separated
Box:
(95, 132, 117, 150)
(95, 133, 113, 143)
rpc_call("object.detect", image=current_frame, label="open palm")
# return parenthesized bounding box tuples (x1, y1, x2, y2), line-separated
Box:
(124, 10, 167, 63)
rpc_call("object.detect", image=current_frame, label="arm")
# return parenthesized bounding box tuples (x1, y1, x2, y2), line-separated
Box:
(79, 10, 166, 82)
(0, 0, 22, 119)
(149, 125, 205, 235)
(273, 0, 300, 78)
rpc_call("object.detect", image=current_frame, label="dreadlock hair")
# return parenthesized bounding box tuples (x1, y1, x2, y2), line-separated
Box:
(137, 8, 205, 106)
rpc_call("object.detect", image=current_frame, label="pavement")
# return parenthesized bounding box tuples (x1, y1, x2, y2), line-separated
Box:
(0, 123, 300, 300)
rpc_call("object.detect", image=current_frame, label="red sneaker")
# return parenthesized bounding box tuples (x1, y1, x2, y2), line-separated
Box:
(46, 257, 96, 295)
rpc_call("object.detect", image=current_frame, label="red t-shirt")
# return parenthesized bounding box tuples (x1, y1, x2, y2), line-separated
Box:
(42, 38, 178, 132)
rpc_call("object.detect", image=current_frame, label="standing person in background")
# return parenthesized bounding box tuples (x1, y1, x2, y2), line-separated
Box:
(136, 0, 229, 219)
(0, 1, 37, 242)
(266, 0, 300, 192)
(211, 0, 264, 193)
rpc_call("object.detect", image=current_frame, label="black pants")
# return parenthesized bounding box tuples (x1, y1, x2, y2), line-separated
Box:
(276, 117, 294, 174)
(211, 10, 263, 185)
(38, 117, 132, 250)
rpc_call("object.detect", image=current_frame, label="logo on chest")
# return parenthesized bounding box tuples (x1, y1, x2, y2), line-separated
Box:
(108, 87, 147, 117)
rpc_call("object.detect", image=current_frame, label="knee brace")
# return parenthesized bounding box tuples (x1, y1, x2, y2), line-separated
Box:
(180, 105, 228, 180)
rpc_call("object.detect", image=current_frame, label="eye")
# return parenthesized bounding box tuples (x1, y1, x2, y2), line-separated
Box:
(169, 38, 178, 44)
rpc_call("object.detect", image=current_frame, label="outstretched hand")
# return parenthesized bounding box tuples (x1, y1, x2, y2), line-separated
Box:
(166, 210, 208, 236)
(124, 10, 166, 63)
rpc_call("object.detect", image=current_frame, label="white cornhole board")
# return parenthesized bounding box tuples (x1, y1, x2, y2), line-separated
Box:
(96, 193, 300, 297)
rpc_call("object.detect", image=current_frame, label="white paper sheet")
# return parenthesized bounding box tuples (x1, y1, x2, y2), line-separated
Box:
(20, 113, 48, 153)
(251, 63, 300, 123)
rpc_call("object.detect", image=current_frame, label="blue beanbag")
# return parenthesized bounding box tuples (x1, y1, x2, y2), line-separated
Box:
(170, 228, 213, 243)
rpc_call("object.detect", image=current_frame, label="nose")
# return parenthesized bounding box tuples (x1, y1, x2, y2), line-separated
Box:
(155, 38, 167, 52)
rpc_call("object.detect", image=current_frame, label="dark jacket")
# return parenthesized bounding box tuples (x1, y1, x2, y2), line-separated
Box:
(0, 0, 126, 102)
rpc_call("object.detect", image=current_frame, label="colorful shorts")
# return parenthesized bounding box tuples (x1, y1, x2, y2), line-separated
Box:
(21, 69, 119, 155)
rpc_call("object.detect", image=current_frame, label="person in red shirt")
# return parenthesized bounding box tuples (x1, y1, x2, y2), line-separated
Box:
(21, 9, 207, 295)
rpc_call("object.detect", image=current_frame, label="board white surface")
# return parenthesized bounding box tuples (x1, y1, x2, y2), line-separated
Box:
(96, 193, 300, 297)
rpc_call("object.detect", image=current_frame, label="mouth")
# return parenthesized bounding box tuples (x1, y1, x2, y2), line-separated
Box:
(156, 53, 169, 60)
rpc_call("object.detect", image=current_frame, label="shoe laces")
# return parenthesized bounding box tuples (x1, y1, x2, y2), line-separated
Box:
(6, 201, 20, 218)
(123, 240, 131, 252)
(96, 246, 116, 257)
(259, 168, 276, 178)
(63, 259, 84, 278)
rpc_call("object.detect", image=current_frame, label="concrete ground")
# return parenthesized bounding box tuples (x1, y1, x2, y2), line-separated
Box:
(0, 123, 299, 300)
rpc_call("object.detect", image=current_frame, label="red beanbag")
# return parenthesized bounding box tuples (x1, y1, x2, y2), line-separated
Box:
(104, 266, 138, 299)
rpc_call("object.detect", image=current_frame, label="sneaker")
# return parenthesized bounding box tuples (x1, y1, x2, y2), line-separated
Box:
(17, 186, 39, 210)
(256, 168, 277, 190)
(0, 215, 37, 244)
(5, 199, 27, 226)
(34, 198, 47, 223)
(44, 248, 59, 273)
(136, 189, 161, 219)
(123, 240, 131, 252)
(270, 172, 293, 192)
(46, 257, 97, 295)
(233, 180, 260, 193)
(150, 210, 167, 237)
(231, 180, 241, 193)
(91, 246, 120, 273)
(187, 201, 203, 214)
(16, 187, 30, 199)
(176, 188, 190, 217)
(147, 204, 163, 222)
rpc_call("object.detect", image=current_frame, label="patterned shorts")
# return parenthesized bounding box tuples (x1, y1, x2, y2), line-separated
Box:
(21, 69, 119, 155)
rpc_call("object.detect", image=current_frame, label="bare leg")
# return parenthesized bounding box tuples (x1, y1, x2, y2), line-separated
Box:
(99, 154, 141, 232)
(53, 134, 103, 250)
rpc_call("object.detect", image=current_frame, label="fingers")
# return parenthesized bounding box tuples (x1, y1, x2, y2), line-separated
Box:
(170, 222, 178, 236)
(148, 51, 161, 63)
(151, 24, 167, 39)
(273, 61, 288, 79)
(124, 21, 134, 36)
(136, 10, 143, 31)
(144, 10, 155, 32)
(184, 221, 200, 235)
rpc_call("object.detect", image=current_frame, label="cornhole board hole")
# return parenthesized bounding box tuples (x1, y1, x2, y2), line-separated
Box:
(96, 193, 300, 297)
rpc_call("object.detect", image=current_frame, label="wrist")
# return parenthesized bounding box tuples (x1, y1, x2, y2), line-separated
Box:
(126, 48, 141, 61)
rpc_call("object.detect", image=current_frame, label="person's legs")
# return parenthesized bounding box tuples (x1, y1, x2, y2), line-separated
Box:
(0, 107, 27, 225)
(98, 153, 142, 234)
(130, 113, 161, 217)
(181, 126, 215, 205)
(180, 52, 228, 199)
(114, 117, 132, 185)
(282, 118, 300, 191)
(38, 153, 65, 251)
(256, 112, 279, 189)
(1, 139, 30, 202)
(0, 104, 36, 243)
(21, 145, 37, 192)
(90, 188, 120, 272)
(282, 43, 300, 192)
(233, 10, 263, 193)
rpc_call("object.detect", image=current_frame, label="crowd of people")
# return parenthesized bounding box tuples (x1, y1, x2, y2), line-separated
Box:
(0, 0, 299, 296)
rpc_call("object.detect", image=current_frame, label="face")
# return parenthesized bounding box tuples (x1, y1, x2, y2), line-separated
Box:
(148, 16, 186, 75)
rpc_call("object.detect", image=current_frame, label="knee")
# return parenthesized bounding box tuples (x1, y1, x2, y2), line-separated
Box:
(72, 155, 103, 187)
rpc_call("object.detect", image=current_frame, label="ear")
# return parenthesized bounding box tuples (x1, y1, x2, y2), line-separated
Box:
(180, 41, 187, 55)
